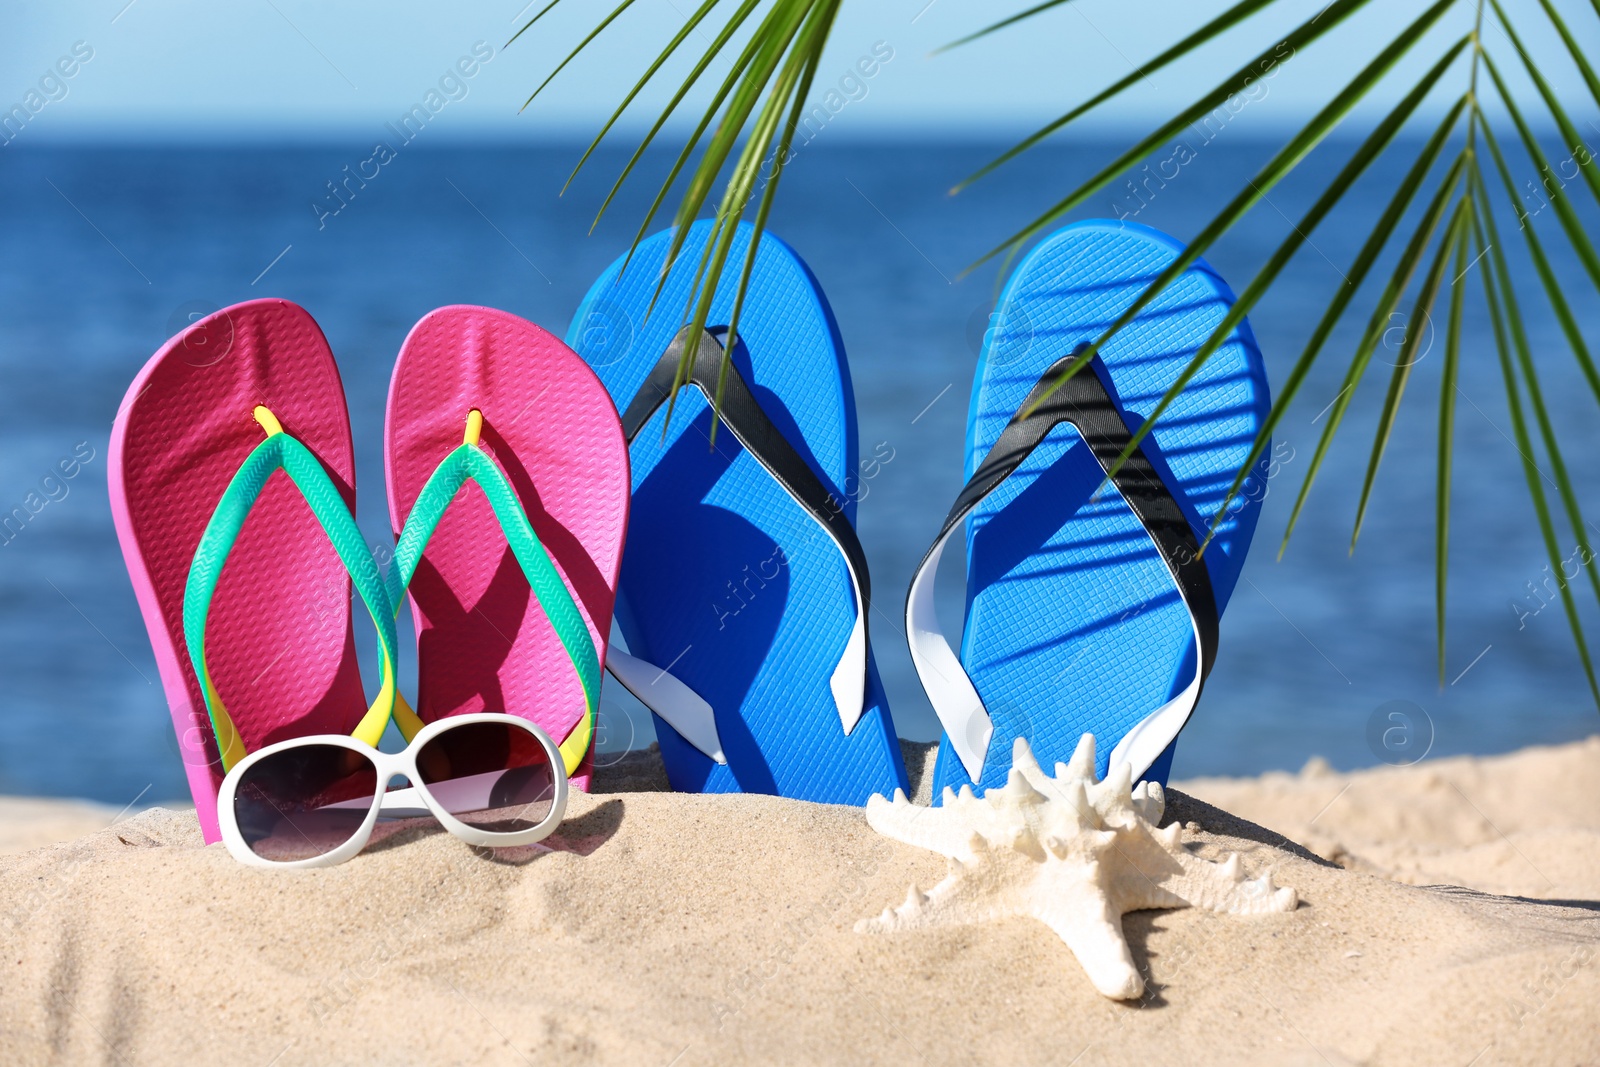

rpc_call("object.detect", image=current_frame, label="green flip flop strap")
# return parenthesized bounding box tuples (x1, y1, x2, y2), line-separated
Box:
(389, 440, 600, 776)
(182, 419, 400, 771)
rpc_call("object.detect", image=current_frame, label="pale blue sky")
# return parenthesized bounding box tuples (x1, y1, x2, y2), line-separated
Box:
(1, 1, 1592, 140)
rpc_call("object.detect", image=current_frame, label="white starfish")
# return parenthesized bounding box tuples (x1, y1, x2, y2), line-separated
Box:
(857, 735, 1298, 1000)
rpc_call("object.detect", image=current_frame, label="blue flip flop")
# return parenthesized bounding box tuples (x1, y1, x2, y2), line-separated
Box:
(908, 220, 1271, 798)
(567, 221, 907, 804)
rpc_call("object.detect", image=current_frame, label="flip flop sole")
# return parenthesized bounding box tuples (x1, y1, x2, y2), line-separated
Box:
(568, 222, 907, 803)
(933, 220, 1271, 796)
(110, 298, 366, 842)
(385, 306, 628, 790)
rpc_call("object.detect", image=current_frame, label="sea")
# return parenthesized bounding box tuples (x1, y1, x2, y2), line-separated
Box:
(2, 137, 1597, 805)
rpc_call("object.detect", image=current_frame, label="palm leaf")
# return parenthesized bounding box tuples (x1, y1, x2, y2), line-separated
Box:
(518, 0, 645, 110)
(713, 14, 828, 414)
(1532, 0, 1600, 113)
(1481, 51, 1600, 294)
(683, 0, 831, 331)
(953, 0, 1285, 192)
(1470, 169, 1600, 619)
(939, 0, 1077, 51)
(506, 0, 565, 47)
(1436, 207, 1469, 683)
(655, 0, 816, 301)
(1209, 96, 1469, 552)
(1017, 2, 1462, 433)
(1108, 37, 1467, 547)
(605, 0, 775, 262)
(1280, 153, 1467, 553)
(1351, 195, 1470, 550)
(972, 0, 1400, 261)
(1488, 0, 1600, 211)
(590, 0, 764, 240)
(664, 0, 839, 432)
(1472, 210, 1600, 706)
(1475, 113, 1600, 407)
(559, 0, 729, 196)
(673, 0, 829, 301)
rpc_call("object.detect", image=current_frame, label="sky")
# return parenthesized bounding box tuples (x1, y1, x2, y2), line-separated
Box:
(0, 0, 1593, 142)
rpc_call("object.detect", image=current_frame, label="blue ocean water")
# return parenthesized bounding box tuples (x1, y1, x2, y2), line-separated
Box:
(1, 139, 1596, 805)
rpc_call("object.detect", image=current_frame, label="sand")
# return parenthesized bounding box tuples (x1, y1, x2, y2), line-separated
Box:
(1177, 736, 1600, 903)
(1, 739, 1596, 1066)
(0, 798, 148, 859)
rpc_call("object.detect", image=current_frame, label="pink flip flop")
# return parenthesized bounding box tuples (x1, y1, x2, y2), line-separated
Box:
(384, 306, 630, 790)
(110, 299, 372, 842)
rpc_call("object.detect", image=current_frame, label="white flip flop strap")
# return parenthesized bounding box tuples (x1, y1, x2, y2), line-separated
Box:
(905, 520, 991, 782)
(904, 348, 1221, 784)
(604, 648, 726, 764)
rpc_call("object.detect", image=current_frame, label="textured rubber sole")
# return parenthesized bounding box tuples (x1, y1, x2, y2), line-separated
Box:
(110, 299, 366, 842)
(931, 221, 1272, 798)
(567, 222, 907, 804)
(385, 305, 629, 791)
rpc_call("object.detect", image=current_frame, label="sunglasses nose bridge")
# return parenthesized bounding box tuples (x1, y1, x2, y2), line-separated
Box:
(369, 753, 417, 797)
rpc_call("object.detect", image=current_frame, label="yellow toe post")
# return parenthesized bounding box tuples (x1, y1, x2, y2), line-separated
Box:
(254, 406, 285, 438)
(204, 675, 249, 772)
(464, 409, 483, 448)
(391, 691, 426, 743)
(556, 700, 594, 777)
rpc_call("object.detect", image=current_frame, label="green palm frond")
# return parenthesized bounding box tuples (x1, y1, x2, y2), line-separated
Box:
(1351, 194, 1472, 552)
(1471, 195, 1600, 705)
(1280, 151, 1468, 554)
(511, 0, 840, 427)
(1437, 209, 1468, 684)
(948, 0, 1288, 192)
(519, 0, 1600, 708)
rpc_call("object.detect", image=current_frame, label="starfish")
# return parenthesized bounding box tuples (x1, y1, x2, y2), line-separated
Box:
(857, 735, 1298, 999)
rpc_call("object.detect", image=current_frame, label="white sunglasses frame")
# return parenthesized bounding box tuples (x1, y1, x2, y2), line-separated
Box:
(217, 713, 570, 869)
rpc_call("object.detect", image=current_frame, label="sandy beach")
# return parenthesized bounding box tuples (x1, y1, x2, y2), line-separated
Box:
(1, 738, 1596, 1066)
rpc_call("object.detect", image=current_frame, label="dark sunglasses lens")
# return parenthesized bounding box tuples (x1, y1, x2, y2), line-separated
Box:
(233, 745, 377, 862)
(415, 720, 556, 834)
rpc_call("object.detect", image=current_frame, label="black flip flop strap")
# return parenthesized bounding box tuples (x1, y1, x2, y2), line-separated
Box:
(904, 350, 1219, 782)
(620, 326, 872, 733)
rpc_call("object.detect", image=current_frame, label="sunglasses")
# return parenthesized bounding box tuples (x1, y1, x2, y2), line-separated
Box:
(217, 713, 569, 869)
